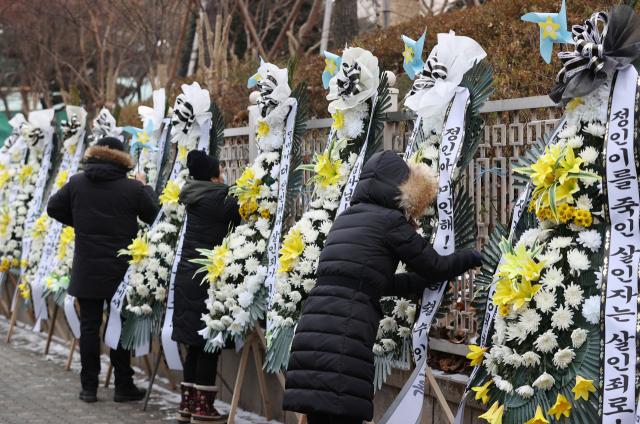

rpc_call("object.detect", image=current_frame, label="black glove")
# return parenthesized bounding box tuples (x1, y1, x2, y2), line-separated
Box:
(471, 249, 483, 267)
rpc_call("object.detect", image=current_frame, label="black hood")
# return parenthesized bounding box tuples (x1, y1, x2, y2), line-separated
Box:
(84, 160, 130, 182)
(350, 150, 409, 210)
(82, 145, 133, 183)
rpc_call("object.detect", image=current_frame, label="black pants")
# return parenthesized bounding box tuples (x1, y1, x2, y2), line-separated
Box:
(183, 345, 219, 386)
(307, 413, 363, 424)
(77, 298, 134, 392)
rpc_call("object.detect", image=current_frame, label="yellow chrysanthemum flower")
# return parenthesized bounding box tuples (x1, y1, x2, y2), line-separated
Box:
(278, 229, 306, 273)
(557, 203, 575, 222)
(30, 215, 49, 239)
(159, 180, 180, 205)
(55, 170, 69, 189)
(260, 209, 271, 219)
(573, 209, 592, 227)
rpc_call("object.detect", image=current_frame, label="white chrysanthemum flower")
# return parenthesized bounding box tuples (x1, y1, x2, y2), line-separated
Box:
(496, 378, 513, 394)
(532, 372, 555, 391)
(519, 309, 541, 334)
(575, 194, 592, 212)
(393, 299, 411, 318)
(538, 248, 562, 268)
(302, 278, 316, 292)
(567, 222, 586, 232)
(380, 316, 397, 333)
(534, 330, 558, 353)
(571, 328, 588, 348)
(567, 249, 590, 276)
(518, 228, 543, 248)
(540, 267, 565, 291)
(303, 244, 321, 262)
(579, 146, 599, 164)
(373, 344, 384, 355)
(521, 351, 541, 367)
(549, 236, 573, 250)
(553, 347, 576, 369)
(538, 219, 557, 230)
(407, 306, 416, 324)
(558, 125, 578, 139)
(564, 283, 584, 308)
(506, 323, 527, 344)
(136, 284, 149, 297)
(583, 122, 606, 137)
(582, 295, 601, 325)
(576, 229, 601, 253)
(594, 266, 603, 289)
(398, 327, 411, 338)
(516, 385, 535, 399)
(141, 304, 152, 314)
(551, 305, 574, 330)
(237, 291, 254, 308)
(381, 338, 396, 351)
(422, 145, 439, 161)
(288, 291, 302, 303)
(582, 168, 598, 187)
(504, 352, 524, 368)
(319, 220, 333, 235)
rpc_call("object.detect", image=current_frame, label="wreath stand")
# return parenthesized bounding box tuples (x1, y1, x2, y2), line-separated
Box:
(5, 273, 48, 343)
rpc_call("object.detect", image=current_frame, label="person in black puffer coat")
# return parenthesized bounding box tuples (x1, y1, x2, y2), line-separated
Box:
(172, 150, 241, 423)
(47, 137, 160, 404)
(283, 151, 482, 424)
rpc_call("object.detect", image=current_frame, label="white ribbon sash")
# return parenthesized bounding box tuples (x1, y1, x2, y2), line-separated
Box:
(600, 65, 639, 424)
(31, 135, 85, 327)
(404, 116, 422, 159)
(337, 92, 379, 215)
(153, 119, 171, 191)
(264, 101, 298, 329)
(64, 294, 81, 339)
(379, 87, 469, 424)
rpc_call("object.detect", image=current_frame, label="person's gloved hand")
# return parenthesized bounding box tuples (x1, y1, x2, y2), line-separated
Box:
(471, 249, 483, 267)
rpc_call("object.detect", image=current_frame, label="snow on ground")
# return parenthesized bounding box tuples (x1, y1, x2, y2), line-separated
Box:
(0, 315, 282, 424)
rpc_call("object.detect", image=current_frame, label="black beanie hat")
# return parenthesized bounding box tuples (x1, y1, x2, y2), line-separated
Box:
(187, 150, 220, 181)
(97, 136, 125, 151)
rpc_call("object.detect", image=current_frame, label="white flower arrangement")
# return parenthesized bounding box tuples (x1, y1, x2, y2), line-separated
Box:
(476, 84, 607, 402)
(267, 138, 355, 333)
(196, 63, 299, 350)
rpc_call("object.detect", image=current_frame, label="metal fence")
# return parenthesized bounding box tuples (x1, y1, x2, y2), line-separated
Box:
(221, 95, 562, 353)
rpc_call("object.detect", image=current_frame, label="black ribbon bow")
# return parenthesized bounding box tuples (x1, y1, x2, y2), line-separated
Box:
(61, 114, 81, 141)
(336, 60, 363, 100)
(257, 73, 280, 118)
(21, 123, 44, 147)
(550, 5, 640, 105)
(171, 96, 196, 135)
(407, 53, 448, 98)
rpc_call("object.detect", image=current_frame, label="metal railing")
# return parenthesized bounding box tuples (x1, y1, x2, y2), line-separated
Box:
(221, 95, 562, 353)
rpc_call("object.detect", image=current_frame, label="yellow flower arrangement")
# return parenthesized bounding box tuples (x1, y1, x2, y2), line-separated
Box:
(556, 203, 575, 222)
(29, 215, 49, 239)
(191, 238, 231, 282)
(18, 164, 34, 184)
(159, 180, 180, 205)
(56, 227, 75, 260)
(230, 167, 263, 207)
(117, 231, 149, 264)
(54, 170, 69, 189)
(298, 137, 347, 190)
(278, 229, 306, 273)
(573, 209, 592, 227)
(514, 144, 599, 222)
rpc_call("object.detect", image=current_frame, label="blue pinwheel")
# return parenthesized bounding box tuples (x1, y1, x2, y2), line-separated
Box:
(401, 27, 427, 80)
(247, 56, 267, 88)
(123, 120, 157, 155)
(521, 0, 573, 64)
(321, 50, 342, 90)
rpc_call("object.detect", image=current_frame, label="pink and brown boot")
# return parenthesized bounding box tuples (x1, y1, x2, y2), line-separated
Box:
(192, 385, 228, 423)
(177, 382, 194, 423)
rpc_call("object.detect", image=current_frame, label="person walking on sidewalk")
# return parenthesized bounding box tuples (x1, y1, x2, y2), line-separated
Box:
(283, 151, 483, 424)
(47, 137, 160, 403)
(173, 150, 241, 423)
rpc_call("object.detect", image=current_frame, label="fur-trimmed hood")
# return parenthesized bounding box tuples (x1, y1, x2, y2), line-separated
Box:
(84, 145, 134, 168)
(351, 151, 438, 220)
(83, 145, 133, 182)
(397, 162, 438, 220)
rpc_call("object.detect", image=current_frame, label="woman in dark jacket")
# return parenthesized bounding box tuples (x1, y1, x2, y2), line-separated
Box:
(283, 151, 482, 424)
(173, 150, 242, 423)
(47, 137, 160, 403)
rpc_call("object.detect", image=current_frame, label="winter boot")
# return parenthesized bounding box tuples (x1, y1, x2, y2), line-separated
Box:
(177, 382, 194, 422)
(113, 385, 146, 402)
(79, 389, 97, 403)
(191, 385, 228, 423)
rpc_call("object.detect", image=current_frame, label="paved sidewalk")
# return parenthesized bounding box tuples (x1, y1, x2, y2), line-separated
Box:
(0, 316, 281, 424)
